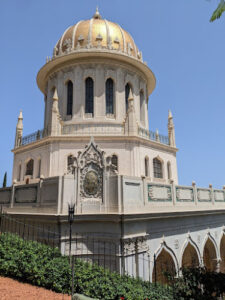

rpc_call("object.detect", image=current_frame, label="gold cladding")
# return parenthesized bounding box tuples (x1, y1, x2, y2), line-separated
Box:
(74, 20, 90, 48)
(107, 21, 124, 51)
(61, 26, 74, 53)
(92, 19, 107, 48)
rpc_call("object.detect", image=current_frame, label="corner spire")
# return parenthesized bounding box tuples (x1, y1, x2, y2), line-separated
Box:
(15, 110, 23, 148)
(53, 88, 58, 101)
(128, 89, 134, 101)
(93, 6, 102, 19)
(18, 110, 23, 120)
(168, 109, 176, 147)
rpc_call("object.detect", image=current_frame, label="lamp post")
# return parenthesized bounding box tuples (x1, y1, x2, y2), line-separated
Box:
(68, 203, 75, 300)
(68, 203, 75, 261)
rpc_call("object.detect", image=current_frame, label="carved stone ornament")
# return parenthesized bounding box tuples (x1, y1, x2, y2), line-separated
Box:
(63, 38, 72, 53)
(79, 138, 104, 200)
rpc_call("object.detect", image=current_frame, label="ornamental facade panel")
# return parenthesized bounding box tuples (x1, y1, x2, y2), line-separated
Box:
(176, 186, 194, 202)
(197, 188, 212, 202)
(214, 189, 225, 202)
(148, 183, 172, 202)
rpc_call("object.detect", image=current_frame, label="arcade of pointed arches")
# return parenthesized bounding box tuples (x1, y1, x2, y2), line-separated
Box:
(152, 232, 225, 284)
(63, 77, 145, 120)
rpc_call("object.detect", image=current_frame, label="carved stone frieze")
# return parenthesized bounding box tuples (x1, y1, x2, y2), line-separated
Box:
(123, 235, 149, 255)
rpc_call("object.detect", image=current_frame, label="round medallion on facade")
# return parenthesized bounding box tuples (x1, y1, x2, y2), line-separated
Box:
(83, 170, 99, 196)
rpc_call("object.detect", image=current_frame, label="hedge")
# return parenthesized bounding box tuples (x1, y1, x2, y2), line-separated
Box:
(0, 233, 172, 300)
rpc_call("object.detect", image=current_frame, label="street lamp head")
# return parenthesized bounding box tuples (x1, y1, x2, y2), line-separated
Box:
(68, 203, 75, 222)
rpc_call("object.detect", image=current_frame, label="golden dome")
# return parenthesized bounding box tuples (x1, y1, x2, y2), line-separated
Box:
(53, 8, 142, 61)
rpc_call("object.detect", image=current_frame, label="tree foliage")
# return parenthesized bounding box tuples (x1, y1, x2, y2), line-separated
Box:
(0, 233, 172, 300)
(210, 0, 225, 21)
(170, 267, 225, 299)
(2, 172, 7, 188)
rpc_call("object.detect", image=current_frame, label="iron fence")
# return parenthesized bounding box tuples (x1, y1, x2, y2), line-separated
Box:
(138, 127, 169, 145)
(21, 129, 44, 146)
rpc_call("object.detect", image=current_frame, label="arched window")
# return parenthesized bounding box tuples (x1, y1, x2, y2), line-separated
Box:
(182, 243, 200, 268)
(111, 154, 118, 171)
(106, 78, 114, 114)
(67, 155, 74, 173)
(152, 249, 176, 284)
(26, 159, 34, 176)
(67, 81, 73, 115)
(140, 90, 145, 125)
(125, 83, 131, 112)
(153, 158, 163, 179)
(145, 157, 149, 177)
(167, 161, 171, 180)
(85, 77, 94, 115)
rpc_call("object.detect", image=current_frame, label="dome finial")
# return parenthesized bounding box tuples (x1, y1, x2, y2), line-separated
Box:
(93, 6, 102, 19)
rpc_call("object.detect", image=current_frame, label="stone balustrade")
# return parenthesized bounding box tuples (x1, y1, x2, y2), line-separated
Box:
(0, 175, 224, 215)
(17, 125, 170, 147)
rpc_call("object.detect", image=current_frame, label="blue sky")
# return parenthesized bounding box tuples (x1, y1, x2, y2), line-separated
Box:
(0, 0, 225, 188)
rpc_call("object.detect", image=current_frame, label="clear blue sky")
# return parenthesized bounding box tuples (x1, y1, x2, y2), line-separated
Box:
(0, 0, 225, 188)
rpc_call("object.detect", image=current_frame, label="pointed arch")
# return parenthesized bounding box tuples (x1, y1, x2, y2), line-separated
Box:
(85, 77, 94, 115)
(105, 78, 114, 114)
(153, 156, 163, 179)
(111, 154, 118, 171)
(125, 83, 132, 112)
(25, 159, 34, 177)
(202, 234, 218, 271)
(220, 233, 225, 273)
(152, 242, 178, 284)
(140, 90, 145, 125)
(180, 237, 201, 268)
(66, 80, 73, 115)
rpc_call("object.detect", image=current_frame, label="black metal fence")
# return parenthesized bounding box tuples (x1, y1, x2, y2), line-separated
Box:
(0, 212, 61, 248)
(0, 212, 121, 274)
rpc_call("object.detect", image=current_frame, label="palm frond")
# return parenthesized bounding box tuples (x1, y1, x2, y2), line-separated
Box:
(210, 0, 225, 22)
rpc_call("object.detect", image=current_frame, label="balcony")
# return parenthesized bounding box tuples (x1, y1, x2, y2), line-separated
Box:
(21, 129, 44, 146)
(138, 127, 169, 145)
(18, 126, 169, 147)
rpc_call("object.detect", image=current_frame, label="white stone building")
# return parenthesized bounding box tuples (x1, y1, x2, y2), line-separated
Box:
(1, 9, 225, 283)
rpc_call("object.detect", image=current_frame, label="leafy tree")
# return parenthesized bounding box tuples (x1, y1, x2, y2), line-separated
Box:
(169, 267, 225, 299)
(210, 0, 225, 21)
(2, 172, 7, 188)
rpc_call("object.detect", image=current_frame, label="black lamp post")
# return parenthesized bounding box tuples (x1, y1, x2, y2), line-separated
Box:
(68, 203, 75, 260)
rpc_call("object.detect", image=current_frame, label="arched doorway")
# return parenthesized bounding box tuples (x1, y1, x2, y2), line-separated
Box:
(203, 238, 217, 271)
(220, 235, 225, 273)
(182, 243, 200, 268)
(152, 248, 176, 284)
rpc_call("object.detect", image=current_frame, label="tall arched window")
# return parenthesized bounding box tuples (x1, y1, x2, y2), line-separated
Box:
(67, 155, 74, 174)
(140, 90, 145, 125)
(26, 159, 34, 176)
(85, 77, 94, 115)
(167, 161, 171, 180)
(67, 81, 73, 115)
(145, 157, 149, 177)
(153, 157, 163, 179)
(111, 154, 118, 171)
(125, 83, 131, 112)
(106, 78, 114, 114)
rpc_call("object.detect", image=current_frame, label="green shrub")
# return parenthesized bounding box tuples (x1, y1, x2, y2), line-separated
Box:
(0, 233, 172, 300)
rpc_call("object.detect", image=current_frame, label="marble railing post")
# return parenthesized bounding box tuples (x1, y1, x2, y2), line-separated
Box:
(192, 181, 197, 205)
